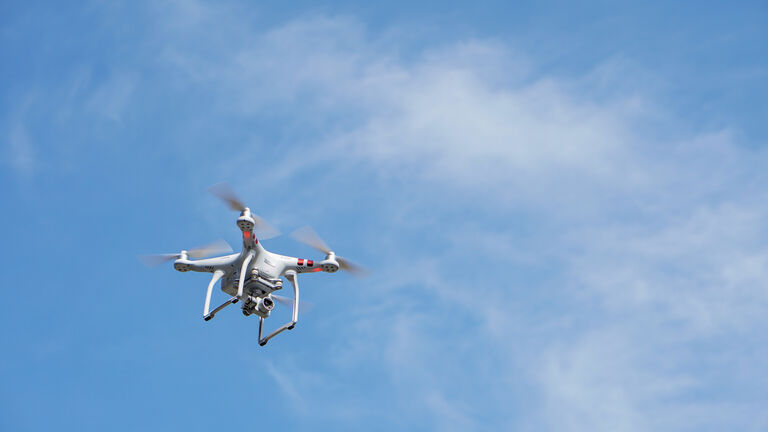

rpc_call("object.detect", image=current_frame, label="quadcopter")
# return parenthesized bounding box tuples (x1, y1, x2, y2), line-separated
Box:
(141, 183, 365, 346)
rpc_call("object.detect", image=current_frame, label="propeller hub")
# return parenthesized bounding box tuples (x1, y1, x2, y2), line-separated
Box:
(209, 184, 280, 239)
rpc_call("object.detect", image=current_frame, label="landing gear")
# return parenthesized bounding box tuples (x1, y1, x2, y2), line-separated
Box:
(202, 270, 225, 321)
(257, 272, 300, 346)
(202, 295, 239, 322)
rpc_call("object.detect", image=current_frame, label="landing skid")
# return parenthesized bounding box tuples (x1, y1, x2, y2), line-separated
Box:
(257, 272, 299, 346)
(203, 296, 238, 321)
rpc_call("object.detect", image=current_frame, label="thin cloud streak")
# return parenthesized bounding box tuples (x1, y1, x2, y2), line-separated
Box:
(5, 95, 37, 177)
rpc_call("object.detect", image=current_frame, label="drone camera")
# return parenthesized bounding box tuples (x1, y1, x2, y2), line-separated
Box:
(259, 297, 275, 313)
(242, 295, 275, 318)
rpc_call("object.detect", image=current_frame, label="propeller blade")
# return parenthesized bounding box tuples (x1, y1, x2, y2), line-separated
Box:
(139, 239, 233, 267)
(138, 253, 180, 267)
(291, 226, 368, 276)
(272, 294, 314, 313)
(187, 239, 233, 258)
(208, 182, 246, 212)
(337, 256, 370, 277)
(291, 226, 331, 254)
(252, 216, 281, 240)
(209, 182, 280, 239)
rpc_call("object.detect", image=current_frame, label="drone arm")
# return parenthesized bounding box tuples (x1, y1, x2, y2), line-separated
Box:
(203, 270, 225, 317)
(281, 256, 333, 275)
(258, 272, 299, 346)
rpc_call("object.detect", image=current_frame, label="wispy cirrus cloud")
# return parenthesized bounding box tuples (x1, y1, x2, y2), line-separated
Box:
(4, 95, 37, 178)
(86, 73, 137, 123)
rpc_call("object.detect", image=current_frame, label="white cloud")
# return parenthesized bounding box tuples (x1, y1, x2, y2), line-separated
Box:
(86, 73, 137, 122)
(4, 95, 37, 177)
(264, 360, 306, 410)
(569, 201, 768, 333)
(8, 118, 35, 176)
(424, 391, 478, 432)
(167, 15, 640, 197)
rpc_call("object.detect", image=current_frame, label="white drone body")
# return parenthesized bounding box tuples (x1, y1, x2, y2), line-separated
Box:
(144, 184, 363, 346)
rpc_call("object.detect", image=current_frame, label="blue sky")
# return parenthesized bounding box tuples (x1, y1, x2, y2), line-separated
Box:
(2, 1, 767, 430)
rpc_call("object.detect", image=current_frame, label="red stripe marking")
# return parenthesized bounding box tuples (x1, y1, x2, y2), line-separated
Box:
(243, 231, 251, 239)
(308, 260, 314, 267)
(311, 268, 322, 272)
(297, 258, 304, 265)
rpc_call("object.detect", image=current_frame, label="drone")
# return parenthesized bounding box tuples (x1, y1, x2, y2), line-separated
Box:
(141, 183, 365, 346)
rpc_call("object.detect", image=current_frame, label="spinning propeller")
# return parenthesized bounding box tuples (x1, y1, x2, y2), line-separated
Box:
(271, 294, 313, 313)
(291, 226, 369, 277)
(139, 239, 233, 267)
(208, 182, 280, 239)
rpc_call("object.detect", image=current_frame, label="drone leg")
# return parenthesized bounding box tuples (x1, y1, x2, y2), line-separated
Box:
(258, 273, 299, 346)
(206, 295, 239, 321)
(237, 252, 254, 299)
(203, 270, 225, 321)
(287, 272, 299, 328)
